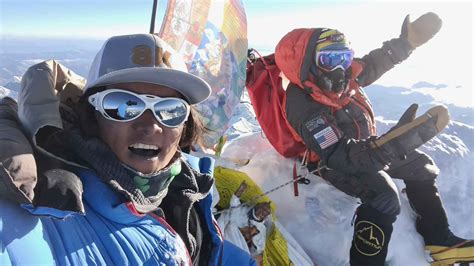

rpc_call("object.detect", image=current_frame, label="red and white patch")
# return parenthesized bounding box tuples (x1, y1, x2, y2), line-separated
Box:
(313, 126, 339, 149)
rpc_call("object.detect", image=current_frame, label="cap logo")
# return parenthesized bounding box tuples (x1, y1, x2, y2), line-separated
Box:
(156, 47, 172, 68)
(132, 45, 152, 65)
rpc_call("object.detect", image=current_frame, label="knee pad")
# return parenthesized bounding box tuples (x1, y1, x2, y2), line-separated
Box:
(363, 171, 401, 216)
(369, 189, 401, 216)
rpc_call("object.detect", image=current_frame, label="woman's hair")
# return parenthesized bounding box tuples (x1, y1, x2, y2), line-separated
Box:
(75, 87, 206, 149)
(179, 107, 206, 149)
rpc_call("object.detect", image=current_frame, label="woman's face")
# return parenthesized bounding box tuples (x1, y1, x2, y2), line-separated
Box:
(96, 82, 185, 174)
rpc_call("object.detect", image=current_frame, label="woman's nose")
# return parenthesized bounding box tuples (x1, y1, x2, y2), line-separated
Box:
(132, 109, 163, 134)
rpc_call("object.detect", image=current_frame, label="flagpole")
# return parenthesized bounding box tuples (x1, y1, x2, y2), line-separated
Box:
(149, 0, 158, 33)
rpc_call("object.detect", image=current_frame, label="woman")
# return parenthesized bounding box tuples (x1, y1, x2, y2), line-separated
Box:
(0, 34, 255, 265)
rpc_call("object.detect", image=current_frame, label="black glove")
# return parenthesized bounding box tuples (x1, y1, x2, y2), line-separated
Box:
(34, 168, 84, 213)
(34, 150, 85, 214)
(390, 103, 418, 131)
(400, 12, 442, 50)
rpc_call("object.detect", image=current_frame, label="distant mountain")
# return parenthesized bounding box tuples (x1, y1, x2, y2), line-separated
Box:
(0, 86, 17, 99)
(411, 81, 448, 89)
(2, 76, 22, 92)
(0, 51, 94, 86)
(1, 37, 104, 54)
(370, 83, 473, 191)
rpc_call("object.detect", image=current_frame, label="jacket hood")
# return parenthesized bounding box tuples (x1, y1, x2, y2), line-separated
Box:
(275, 28, 324, 87)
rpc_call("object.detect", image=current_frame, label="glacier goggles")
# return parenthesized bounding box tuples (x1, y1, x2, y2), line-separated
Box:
(315, 49, 354, 72)
(88, 88, 190, 128)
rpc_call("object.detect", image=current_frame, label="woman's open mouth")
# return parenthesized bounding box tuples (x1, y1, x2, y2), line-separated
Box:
(128, 143, 161, 158)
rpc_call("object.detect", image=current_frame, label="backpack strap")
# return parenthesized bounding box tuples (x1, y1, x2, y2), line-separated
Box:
(181, 153, 224, 265)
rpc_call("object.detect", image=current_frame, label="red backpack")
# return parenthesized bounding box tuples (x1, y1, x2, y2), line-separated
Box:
(246, 51, 316, 161)
(246, 50, 376, 165)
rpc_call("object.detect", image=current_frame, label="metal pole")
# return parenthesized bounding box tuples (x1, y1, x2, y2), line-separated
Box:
(149, 0, 158, 33)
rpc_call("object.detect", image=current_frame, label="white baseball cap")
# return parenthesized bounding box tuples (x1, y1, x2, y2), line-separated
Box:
(84, 34, 211, 104)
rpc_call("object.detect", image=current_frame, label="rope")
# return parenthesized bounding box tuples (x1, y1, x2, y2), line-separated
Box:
(213, 164, 327, 215)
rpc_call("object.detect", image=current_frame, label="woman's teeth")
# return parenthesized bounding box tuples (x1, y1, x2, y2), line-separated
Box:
(128, 143, 160, 157)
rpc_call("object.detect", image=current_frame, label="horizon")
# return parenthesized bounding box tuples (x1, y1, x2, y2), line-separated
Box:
(1, 0, 472, 107)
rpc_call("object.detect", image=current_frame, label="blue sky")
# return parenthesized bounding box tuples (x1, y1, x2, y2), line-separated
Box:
(0, 0, 332, 37)
(1, 0, 472, 106)
(3, 0, 460, 39)
(0, 0, 154, 38)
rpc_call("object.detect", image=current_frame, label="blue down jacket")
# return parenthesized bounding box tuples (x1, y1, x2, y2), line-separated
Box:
(0, 154, 256, 265)
(0, 168, 190, 265)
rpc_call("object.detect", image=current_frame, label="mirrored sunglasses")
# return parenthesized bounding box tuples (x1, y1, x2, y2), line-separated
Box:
(88, 89, 190, 128)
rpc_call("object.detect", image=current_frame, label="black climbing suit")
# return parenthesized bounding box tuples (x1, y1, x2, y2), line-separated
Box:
(285, 37, 447, 266)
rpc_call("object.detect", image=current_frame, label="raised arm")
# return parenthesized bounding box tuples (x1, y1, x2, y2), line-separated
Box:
(357, 12, 442, 87)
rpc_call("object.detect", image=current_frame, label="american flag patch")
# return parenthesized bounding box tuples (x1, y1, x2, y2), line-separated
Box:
(313, 126, 339, 149)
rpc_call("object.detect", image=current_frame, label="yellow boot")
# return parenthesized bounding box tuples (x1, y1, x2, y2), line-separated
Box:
(404, 181, 474, 265)
(427, 237, 474, 266)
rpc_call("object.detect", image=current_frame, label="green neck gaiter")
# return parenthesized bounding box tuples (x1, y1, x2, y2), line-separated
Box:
(124, 158, 182, 197)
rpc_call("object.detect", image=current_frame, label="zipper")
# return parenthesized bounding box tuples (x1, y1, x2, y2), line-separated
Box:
(148, 212, 193, 265)
(352, 96, 376, 133)
(344, 107, 361, 139)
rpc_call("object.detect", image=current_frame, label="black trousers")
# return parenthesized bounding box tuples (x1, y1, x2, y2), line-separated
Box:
(320, 149, 439, 216)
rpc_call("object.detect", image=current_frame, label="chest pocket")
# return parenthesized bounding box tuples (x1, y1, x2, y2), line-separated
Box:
(334, 102, 371, 139)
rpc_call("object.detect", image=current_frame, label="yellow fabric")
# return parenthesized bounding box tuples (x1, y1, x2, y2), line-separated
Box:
(213, 166, 291, 265)
(214, 166, 274, 211)
(315, 29, 349, 51)
(264, 225, 292, 266)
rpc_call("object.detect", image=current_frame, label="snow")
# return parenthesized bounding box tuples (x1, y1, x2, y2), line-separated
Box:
(212, 94, 474, 266)
(218, 132, 428, 265)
